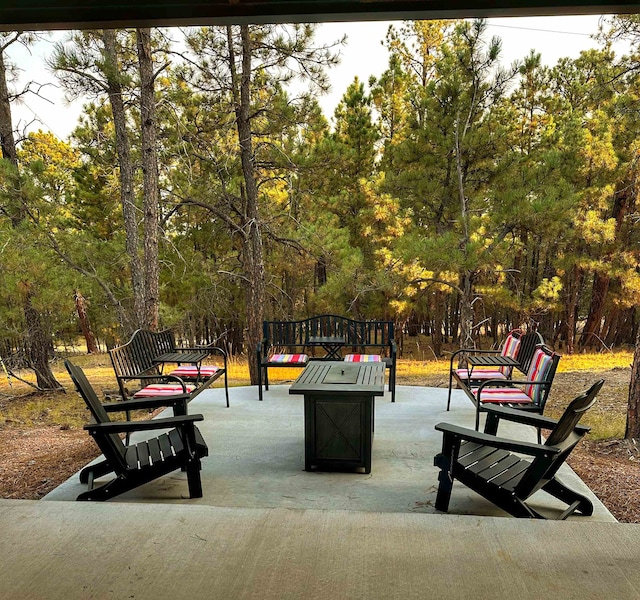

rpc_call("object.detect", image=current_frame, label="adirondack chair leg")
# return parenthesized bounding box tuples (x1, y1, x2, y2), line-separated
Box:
(79, 460, 112, 486)
(186, 459, 203, 498)
(433, 453, 454, 512)
(433, 433, 460, 512)
(77, 475, 132, 501)
(542, 478, 594, 517)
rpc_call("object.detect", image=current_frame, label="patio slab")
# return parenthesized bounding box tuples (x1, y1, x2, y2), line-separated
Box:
(3, 384, 639, 599)
(2, 499, 640, 600)
(45, 384, 614, 521)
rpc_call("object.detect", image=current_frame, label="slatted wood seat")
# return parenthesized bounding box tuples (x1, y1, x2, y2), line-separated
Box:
(65, 360, 208, 501)
(434, 380, 604, 519)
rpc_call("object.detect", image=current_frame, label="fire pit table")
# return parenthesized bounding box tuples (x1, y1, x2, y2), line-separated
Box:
(289, 360, 386, 474)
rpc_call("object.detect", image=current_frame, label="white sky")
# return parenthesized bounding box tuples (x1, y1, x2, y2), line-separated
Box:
(7, 15, 622, 140)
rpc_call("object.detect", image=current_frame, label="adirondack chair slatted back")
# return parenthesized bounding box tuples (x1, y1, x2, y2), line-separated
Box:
(514, 379, 603, 498)
(65, 360, 128, 471)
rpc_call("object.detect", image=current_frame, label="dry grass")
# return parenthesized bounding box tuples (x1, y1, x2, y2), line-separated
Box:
(1, 349, 633, 438)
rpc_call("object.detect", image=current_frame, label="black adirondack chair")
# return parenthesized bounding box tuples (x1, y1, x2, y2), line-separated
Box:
(65, 360, 208, 501)
(433, 379, 604, 519)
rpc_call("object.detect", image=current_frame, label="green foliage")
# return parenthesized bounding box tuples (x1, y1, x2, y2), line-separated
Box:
(0, 20, 639, 362)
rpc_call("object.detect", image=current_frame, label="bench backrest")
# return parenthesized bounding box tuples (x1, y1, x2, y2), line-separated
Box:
(109, 329, 177, 398)
(523, 344, 561, 409)
(263, 314, 395, 349)
(515, 330, 545, 374)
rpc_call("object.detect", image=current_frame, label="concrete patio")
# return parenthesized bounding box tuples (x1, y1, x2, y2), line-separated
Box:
(2, 384, 640, 599)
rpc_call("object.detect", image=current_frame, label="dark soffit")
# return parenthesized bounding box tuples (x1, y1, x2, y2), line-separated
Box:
(0, 0, 638, 31)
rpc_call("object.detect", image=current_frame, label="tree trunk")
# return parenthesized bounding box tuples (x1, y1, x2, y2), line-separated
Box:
(0, 45, 61, 390)
(103, 29, 145, 331)
(432, 290, 445, 357)
(23, 291, 62, 390)
(74, 290, 99, 354)
(579, 272, 609, 350)
(564, 264, 582, 355)
(228, 25, 266, 385)
(625, 323, 640, 439)
(137, 27, 160, 331)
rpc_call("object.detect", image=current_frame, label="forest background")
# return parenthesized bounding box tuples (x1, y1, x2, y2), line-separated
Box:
(1, 16, 640, 430)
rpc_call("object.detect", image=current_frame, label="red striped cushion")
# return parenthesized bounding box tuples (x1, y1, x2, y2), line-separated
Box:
(524, 349, 554, 403)
(133, 383, 196, 398)
(499, 333, 521, 375)
(268, 353, 308, 364)
(168, 365, 220, 378)
(472, 387, 533, 404)
(455, 368, 507, 381)
(344, 354, 382, 362)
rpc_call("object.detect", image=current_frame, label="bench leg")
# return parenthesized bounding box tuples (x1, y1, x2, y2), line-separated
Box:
(446, 370, 454, 410)
(390, 365, 396, 402)
(223, 369, 230, 407)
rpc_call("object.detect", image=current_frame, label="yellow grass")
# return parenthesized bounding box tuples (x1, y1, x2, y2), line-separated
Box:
(0, 350, 633, 438)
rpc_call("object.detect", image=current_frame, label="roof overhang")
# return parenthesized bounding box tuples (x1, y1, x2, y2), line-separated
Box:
(0, 0, 637, 32)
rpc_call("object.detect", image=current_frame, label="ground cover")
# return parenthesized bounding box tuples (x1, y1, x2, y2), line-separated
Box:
(0, 348, 638, 522)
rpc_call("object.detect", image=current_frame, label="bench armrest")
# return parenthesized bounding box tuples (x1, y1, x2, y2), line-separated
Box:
(449, 347, 501, 368)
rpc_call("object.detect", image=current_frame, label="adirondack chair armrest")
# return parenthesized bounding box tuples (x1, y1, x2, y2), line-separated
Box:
(483, 404, 591, 434)
(102, 393, 191, 413)
(84, 413, 204, 434)
(435, 422, 559, 457)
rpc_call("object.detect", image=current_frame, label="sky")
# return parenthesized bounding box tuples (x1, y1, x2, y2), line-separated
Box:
(7, 15, 623, 140)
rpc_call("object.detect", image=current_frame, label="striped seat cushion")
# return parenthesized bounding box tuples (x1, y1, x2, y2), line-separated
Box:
(455, 368, 507, 381)
(499, 333, 521, 375)
(344, 354, 382, 362)
(133, 383, 196, 398)
(472, 387, 533, 404)
(524, 349, 554, 404)
(168, 365, 221, 379)
(268, 353, 309, 365)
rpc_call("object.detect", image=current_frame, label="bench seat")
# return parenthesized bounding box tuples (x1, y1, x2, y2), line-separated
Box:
(257, 314, 396, 402)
